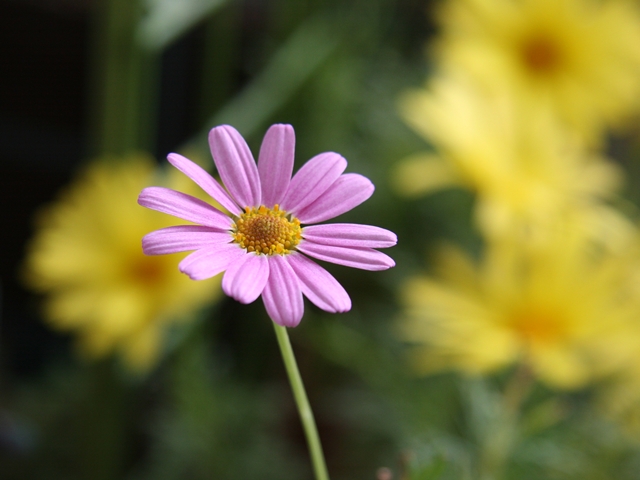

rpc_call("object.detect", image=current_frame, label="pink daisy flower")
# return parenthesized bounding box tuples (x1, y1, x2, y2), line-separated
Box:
(138, 124, 397, 327)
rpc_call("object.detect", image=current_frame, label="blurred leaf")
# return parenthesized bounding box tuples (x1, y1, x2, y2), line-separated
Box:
(408, 456, 452, 480)
(189, 10, 343, 147)
(137, 0, 228, 51)
(128, 330, 306, 480)
(1, 361, 130, 480)
(400, 439, 472, 480)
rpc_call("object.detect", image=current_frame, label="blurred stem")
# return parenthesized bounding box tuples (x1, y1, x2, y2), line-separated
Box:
(88, 0, 160, 156)
(503, 364, 533, 416)
(477, 365, 533, 480)
(273, 324, 330, 480)
(79, 361, 127, 480)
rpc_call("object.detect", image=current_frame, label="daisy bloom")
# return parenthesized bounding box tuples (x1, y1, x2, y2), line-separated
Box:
(395, 73, 631, 246)
(138, 124, 397, 327)
(398, 229, 640, 390)
(23, 155, 221, 371)
(434, 0, 640, 143)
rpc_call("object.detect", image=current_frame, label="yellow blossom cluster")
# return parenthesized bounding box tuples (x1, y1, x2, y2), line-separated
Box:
(432, 0, 640, 146)
(396, 0, 640, 419)
(23, 154, 221, 372)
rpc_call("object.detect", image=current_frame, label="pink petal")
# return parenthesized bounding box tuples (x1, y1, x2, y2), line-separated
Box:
(138, 187, 233, 229)
(261, 255, 304, 327)
(297, 241, 395, 271)
(143, 225, 232, 255)
(222, 252, 269, 304)
(167, 153, 241, 216)
(280, 152, 347, 216)
(258, 124, 295, 208)
(179, 243, 245, 280)
(296, 173, 374, 224)
(209, 125, 261, 208)
(302, 223, 397, 248)
(287, 253, 351, 313)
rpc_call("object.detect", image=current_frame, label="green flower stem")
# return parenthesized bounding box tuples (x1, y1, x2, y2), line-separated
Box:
(88, 0, 160, 156)
(273, 323, 330, 480)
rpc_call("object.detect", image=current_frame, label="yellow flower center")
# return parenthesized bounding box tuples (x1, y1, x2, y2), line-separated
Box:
(520, 34, 562, 74)
(509, 308, 567, 345)
(128, 254, 167, 287)
(232, 204, 302, 255)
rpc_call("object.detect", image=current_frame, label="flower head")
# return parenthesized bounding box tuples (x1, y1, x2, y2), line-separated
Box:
(138, 124, 396, 327)
(395, 74, 630, 245)
(23, 155, 221, 371)
(434, 0, 640, 143)
(398, 230, 640, 389)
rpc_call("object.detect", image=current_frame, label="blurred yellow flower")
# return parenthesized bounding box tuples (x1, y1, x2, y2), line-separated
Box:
(434, 0, 640, 143)
(395, 74, 631, 245)
(23, 154, 221, 371)
(398, 230, 640, 389)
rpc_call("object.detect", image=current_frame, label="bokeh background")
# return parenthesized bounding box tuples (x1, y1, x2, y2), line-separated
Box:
(4, 0, 640, 479)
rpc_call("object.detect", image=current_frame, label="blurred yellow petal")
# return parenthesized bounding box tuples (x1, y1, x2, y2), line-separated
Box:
(430, 243, 478, 288)
(398, 229, 640, 389)
(23, 154, 222, 371)
(434, 0, 640, 143)
(45, 289, 103, 328)
(528, 343, 589, 389)
(398, 73, 626, 243)
(120, 325, 162, 373)
(393, 153, 459, 196)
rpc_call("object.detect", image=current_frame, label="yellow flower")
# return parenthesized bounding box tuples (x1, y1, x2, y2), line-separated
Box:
(395, 74, 631, 246)
(434, 0, 640, 143)
(398, 230, 640, 389)
(23, 154, 221, 371)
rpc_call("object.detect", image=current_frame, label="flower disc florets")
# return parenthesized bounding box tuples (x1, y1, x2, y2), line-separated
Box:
(232, 204, 301, 255)
(521, 35, 562, 74)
